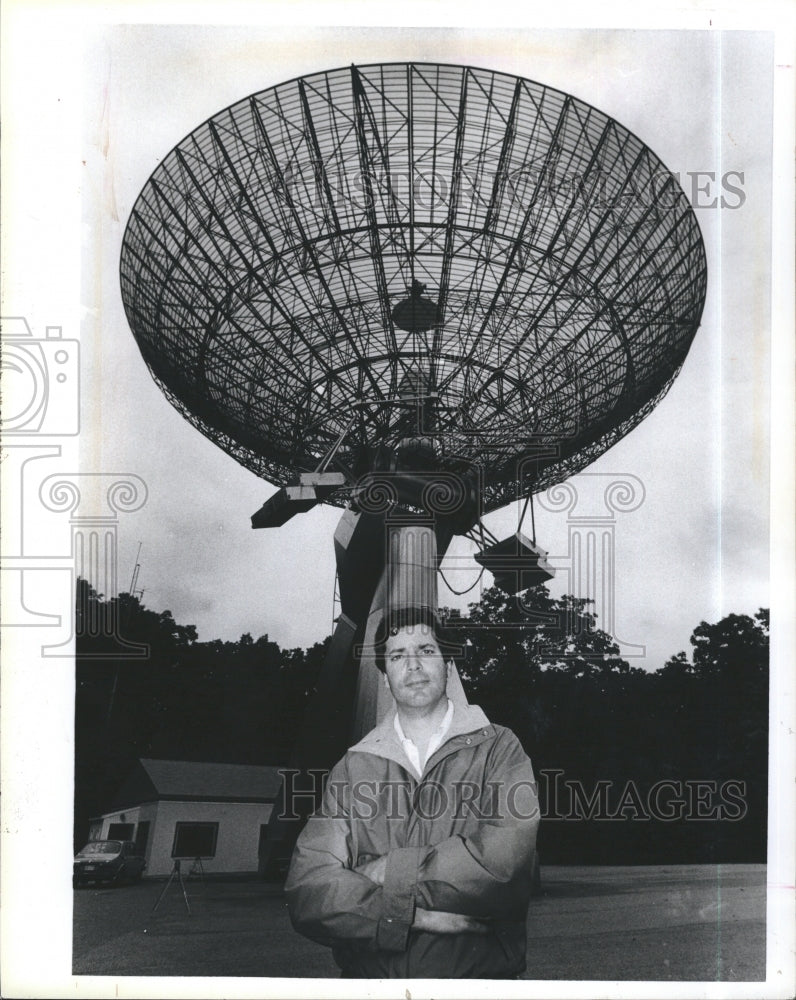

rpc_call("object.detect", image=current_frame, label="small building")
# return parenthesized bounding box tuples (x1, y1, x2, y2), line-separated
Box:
(87, 758, 283, 877)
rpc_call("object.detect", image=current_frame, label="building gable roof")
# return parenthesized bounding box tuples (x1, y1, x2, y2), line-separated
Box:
(109, 758, 283, 810)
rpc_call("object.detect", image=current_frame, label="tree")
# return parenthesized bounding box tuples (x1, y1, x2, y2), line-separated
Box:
(657, 649, 693, 678)
(74, 578, 769, 864)
(441, 585, 633, 749)
(445, 585, 631, 691)
(690, 609, 769, 681)
(73, 579, 310, 846)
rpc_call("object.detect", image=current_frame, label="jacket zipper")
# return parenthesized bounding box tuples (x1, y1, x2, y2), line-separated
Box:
(406, 730, 494, 842)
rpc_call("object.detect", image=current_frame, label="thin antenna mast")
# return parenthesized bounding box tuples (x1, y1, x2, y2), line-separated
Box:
(129, 542, 142, 595)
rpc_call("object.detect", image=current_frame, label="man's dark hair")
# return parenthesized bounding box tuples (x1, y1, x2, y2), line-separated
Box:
(373, 606, 460, 673)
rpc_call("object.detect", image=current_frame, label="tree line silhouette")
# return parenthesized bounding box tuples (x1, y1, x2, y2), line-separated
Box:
(74, 578, 768, 863)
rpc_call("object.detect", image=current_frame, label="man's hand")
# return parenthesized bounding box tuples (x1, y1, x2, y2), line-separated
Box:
(412, 908, 489, 935)
(356, 855, 387, 885)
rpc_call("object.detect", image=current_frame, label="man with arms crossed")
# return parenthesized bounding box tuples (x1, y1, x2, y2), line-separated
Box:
(286, 606, 539, 978)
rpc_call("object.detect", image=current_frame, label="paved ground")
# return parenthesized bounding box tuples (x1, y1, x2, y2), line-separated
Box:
(523, 864, 766, 981)
(73, 864, 766, 981)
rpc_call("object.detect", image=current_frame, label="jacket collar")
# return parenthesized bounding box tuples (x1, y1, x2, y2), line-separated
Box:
(348, 665, 492, 773)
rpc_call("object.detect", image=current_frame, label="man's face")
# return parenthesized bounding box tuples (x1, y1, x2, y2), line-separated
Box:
(383, 623, 449, 712)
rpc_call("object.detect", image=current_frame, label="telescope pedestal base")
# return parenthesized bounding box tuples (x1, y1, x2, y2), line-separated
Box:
(259, 511, 452, 879)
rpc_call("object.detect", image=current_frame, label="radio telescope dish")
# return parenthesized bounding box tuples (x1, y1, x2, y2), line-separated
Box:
(120, 62, 706, 514)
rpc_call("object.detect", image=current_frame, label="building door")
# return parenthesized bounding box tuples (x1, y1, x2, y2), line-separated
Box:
(135, 821, 151, 858)
(257, 824, 269, 877)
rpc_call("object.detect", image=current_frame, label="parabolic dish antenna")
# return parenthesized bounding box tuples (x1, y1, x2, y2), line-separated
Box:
(120, 62, 707, 515)
(120, 62, 710, 866)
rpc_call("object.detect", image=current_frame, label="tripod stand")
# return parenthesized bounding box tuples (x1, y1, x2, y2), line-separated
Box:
(186, 856, 206, 881)
(151, 859, 191, 914)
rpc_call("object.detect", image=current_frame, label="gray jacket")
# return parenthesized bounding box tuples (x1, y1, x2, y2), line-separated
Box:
(285, 688, 539, 978)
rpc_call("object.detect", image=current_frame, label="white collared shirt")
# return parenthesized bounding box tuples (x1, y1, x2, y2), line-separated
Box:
(394, 698, 454, 778)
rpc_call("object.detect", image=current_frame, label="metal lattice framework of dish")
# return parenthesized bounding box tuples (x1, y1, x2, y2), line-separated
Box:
(120, 62, 707, 515)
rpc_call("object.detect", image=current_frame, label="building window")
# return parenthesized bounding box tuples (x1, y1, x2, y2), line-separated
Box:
(107, 822, 135, 840)
(172, 822, 219, 859)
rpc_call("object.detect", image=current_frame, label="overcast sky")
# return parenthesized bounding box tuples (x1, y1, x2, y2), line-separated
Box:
(73, 26, 773, 671)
